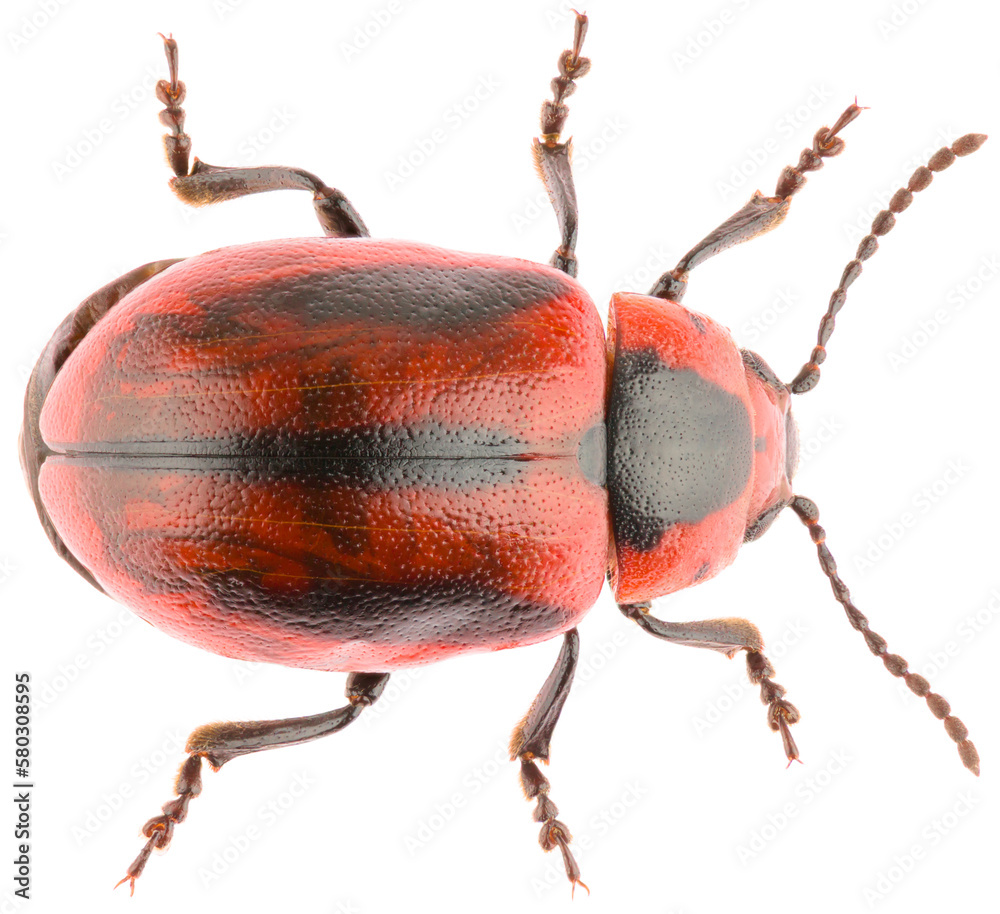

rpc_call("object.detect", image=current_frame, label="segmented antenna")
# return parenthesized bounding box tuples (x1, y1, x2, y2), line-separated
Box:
(790, 132, 988, 394)
(789, 495, 980, 775)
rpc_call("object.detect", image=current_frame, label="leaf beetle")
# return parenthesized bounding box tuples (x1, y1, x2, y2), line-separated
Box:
(18, 13, 986, 896)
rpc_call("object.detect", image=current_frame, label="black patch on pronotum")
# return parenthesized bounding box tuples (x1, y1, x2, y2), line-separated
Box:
(608, 347, 753, 552)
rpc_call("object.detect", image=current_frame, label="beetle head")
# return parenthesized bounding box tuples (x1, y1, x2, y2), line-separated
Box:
(741, 348, 798, 544)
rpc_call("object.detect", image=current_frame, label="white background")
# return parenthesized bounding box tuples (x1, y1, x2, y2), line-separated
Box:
(2, 0, 998, 912)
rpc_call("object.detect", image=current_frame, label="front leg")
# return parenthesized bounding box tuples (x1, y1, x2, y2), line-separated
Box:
(649, 103, 862, 303)
(619, 603, 801, 764)
(533, 13, 591, 277)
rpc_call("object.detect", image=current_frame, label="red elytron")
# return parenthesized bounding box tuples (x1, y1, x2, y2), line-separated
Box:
(20, 14, 984, 896)
(36, 238, 610, 671)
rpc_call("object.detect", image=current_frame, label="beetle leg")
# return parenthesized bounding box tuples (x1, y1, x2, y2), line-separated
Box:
(156, 34, 368, 237)
(650, 103, 864, 303)
(508, 629, 588, 896)
(115, 671, 389, 895)
(169, 161, 370, 238)
(156, 32, 190, 175)
(533, 12, 590, 277)
(619, 603, 802, 765)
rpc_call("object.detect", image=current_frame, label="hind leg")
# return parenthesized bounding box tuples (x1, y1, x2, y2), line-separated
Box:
(156, 34, 368, 237)
(116, 672, 389, 894)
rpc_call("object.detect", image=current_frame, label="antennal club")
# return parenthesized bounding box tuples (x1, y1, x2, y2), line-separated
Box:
(789, 495, 980, 775)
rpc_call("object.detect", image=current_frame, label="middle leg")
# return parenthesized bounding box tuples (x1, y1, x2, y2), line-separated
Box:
(509, 628, 587, 895)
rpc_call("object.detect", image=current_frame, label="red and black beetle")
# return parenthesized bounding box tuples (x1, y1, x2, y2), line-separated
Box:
(19, 15, 985, 895)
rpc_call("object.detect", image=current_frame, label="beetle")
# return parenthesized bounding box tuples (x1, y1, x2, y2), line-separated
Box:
(19, 14, 985, 896)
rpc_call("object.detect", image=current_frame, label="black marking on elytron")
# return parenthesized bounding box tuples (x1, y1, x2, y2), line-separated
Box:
(191, 576, 578, 647)
(44, 421, 606, 489)
(183, 263, 579, 334)
(693, 561, 711, 582)
(607, 347, 753, 552)
(49, 423, 529, 459)
(688, 312, 708, 335)
(49, 454, 535, 489)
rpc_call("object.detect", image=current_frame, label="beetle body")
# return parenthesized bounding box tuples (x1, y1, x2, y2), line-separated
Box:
(25, 236, 790, 670)
(19, 16, 983, 896)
